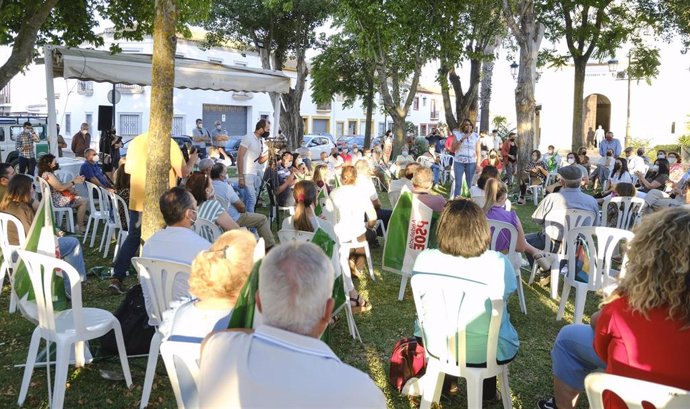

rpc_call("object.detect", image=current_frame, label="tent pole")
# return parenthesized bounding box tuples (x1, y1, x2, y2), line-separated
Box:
(44, 45, 58, 156)
(272, 93, 281, 135)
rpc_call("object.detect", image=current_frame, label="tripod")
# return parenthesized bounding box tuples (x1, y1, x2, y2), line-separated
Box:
(263, 137, 282, 231)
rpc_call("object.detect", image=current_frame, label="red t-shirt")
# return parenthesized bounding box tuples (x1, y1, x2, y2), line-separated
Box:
(594, 296, 690, 408)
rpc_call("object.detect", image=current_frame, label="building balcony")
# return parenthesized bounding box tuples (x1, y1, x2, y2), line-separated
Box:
(316, 102, 332, 112)
(77, 81, 93, 96)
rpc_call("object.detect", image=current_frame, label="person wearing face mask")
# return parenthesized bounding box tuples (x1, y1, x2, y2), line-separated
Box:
(450, 119, 481, 197)
(16, 121, 39, 175)
(237, 119, 270, 213)
(501, 132, 518, 185)
(595, 157, 632, 200)
(264, 151, 297, 208)
(479, 148, 504, 173)
(517, 150, 548, 205)
(191, 118, 211, 157)
(590, 149, 615, 191)
(598, 131, 622, 158)
(640, 167, 690, 215)
(37, 153, 87, 232)
(210, 120, 231, 163)
(543, 145, 562, 173)
(141, 187, 212, 319)
(327, 147, 345, 175)
(667, 152, 684, 183)
(394, 146, 414, 167)
(186, 172, 240, 235)
(546, 152, 590, 194)
(636, 158, 670, 196)
(79, 148, 114, 191)
(71, 122, 91, 158)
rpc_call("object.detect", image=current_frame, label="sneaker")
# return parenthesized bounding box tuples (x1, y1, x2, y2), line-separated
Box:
(108, 279, 127, 295)
(535, 253, 555, 272)
(537, 397, 558, 409)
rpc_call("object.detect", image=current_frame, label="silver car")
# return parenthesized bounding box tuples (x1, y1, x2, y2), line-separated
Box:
(301, 134, 336, 159)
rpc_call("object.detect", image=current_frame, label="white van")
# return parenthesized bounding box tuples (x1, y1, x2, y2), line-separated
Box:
(0, 116, 49, 166)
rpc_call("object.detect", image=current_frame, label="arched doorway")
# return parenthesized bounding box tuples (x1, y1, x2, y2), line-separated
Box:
(583, 94, 611, 147)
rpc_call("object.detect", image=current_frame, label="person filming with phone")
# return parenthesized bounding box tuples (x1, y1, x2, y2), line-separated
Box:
(237, 119, 270, 213)
(16, 121, 39, 175)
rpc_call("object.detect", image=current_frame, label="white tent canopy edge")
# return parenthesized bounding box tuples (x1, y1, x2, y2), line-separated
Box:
(42, 45, 291, 156)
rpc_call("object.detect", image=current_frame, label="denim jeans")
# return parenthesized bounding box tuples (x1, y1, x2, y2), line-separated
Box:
(112, 210, 141, 281)
(552, 324, 605, 390)
(453, 161, 476, 198)
(58, 236, 86, 297)
(431, 164, 442, 185)
(242, 174, 262, 213)
(18, 157, 36, 175)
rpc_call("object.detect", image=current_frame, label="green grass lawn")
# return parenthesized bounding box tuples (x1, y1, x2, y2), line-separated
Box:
(0, 182, 599, 408)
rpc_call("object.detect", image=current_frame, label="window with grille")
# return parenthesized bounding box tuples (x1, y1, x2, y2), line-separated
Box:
(172, 116, 185, 136)
(119, 114, 141, 136)
(85, 113, 93, 132)
(77, 81, 93, 95)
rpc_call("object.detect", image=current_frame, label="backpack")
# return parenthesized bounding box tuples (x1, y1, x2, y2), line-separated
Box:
(100, 284, 155, 356)
(389, 337, 426, 392)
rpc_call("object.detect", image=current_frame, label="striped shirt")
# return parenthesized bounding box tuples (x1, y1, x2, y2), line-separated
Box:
(16, 131, 36, 159)
(198, 199, 225, 224)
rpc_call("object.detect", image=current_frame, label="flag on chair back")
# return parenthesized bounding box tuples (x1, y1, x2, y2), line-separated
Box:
(314, 186, 329, 217)
(382, 187, 439, 275)
(460, 178, 471, 198)
(13, 190, 69, 312)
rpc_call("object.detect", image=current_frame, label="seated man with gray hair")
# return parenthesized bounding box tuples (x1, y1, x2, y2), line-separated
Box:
(525, 165, 599, 266)
(199, 241, 385, 408)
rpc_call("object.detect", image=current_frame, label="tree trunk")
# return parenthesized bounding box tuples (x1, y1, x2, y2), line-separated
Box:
(364, 78, 374, 148)
(0, 0, 60, 90)
(391, 114, 406, 157)
(571, 58, 587, 152)
(479, 52, 495, 132)
(449, 60, 481, 126)
(439, 64, 458, 130)
(514, 39, 540, 175)
(281, 44, 307, 150)
(142, 0, 177, 241)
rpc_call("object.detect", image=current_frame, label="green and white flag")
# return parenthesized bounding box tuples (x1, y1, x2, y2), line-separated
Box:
(314, 186, 329, 217)
(13, 189, 68, 313)
(382, 187, 440, 275)
(461, 178, 471, 199)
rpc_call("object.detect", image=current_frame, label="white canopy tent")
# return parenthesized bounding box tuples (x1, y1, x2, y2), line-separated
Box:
(42, 45, 291, 155)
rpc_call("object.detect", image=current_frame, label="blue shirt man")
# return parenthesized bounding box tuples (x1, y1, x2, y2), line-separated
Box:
(80, 149, 113, 189)
(598, 132, 622, 158)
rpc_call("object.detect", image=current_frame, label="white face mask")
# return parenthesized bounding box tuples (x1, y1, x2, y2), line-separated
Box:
(402, 150, 409, 156)
(669, 157, 677, 165)
(651, 165, 659, 172)
(567, 158, 575, 164)
(216, 125, 222, 130)
(92, 154, 100, 162)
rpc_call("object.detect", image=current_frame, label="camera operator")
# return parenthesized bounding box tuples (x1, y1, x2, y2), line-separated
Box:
(237, 119, 270, 213)
(99, 127, 123, 179)
(264, 151, 296, 208)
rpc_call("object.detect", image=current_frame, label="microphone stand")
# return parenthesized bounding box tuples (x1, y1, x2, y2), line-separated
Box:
(265, 138, 282, 230)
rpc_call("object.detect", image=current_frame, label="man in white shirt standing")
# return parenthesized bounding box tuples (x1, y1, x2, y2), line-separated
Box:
(141, 187, 211, 319)
(492, 129, 503, 151)
(237, 119, 270, 213)
(199, 241, 386, 408)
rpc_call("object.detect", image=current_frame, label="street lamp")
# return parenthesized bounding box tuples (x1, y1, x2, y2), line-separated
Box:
(607, 59, 618, 77)
(510, 61, 519, 80)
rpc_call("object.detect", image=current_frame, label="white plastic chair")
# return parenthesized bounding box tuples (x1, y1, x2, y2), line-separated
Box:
(488, 220, 526, 314)
(131, 257, 192, 409)
(528, 209, 596, 299)
(16, 250, 132, 409)
(192, 218, 222, 242)
(544, 171, 559, 188)
(409, 273, 513, 409)
(557, 226, 634, 324)
(585, 372, 690, 409)
(277, 228, 360, 341)
(110, 194, 130, 262)
(338, 232, 375, 282)
(36, 176, 75, 233)
(0, 212, 26, 313)
(600, 196, 644, 230)
(529, 184, 543, 206)
(98, 188, 121, 258)
(416, 155, 434, 168)
(440, 154, 454, 184)
(83, 181, 110, 247)
(160, 340, 201, 409)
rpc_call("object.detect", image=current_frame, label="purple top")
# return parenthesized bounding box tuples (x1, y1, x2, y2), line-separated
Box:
(486, 206, 519, 252)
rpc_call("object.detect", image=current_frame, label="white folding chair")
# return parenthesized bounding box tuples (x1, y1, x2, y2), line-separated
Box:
(528, 209, 596, 299)
(192, 218, 223, 242)
(160, 340, 201, 409)
(416, 155, 434, 168)
(338, 231, 375, 282)
(36, 176, 75, 233)
(83, 181, 110, 247)
(16, 250, 132, 409)
(0, 213, 26, 313)
(131, 257, 191, 409)
(409, 273, 513, 409)
(585, 372, 690, 409)
(600, 196, 644, 230)
(277, 228, 360, 341)
(544, 171, 559, 188)
(557, 226, 634, 324)
(111, 194, 130, 262)
(440, 154, 454, 185)
(488, 220, 526, 314)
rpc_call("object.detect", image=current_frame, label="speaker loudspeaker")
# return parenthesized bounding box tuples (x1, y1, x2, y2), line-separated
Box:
(98, 105, 113, 131)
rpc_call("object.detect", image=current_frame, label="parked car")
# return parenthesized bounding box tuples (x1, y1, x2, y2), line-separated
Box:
(301, 134, 336, 159)
(120, 135, 203, 160)
(336, 135, 381, 150)
(0, 116, 48, 167)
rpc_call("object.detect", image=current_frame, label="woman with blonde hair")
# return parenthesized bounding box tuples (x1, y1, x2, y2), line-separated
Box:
(483, 178, 553, 271)
(311, 164, 331, 193)
(538, 207, 690, 409)
(166, 230, 256, 340)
